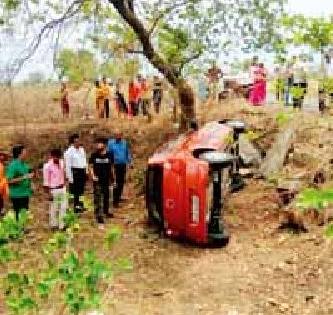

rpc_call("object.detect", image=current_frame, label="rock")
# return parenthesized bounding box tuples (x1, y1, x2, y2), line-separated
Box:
(260, 120, 298, 178)
(305, 295, 315, 302)
(279, 303, 290, 312)
(239, 135, 262, 167)
(267, 298, 278, 306)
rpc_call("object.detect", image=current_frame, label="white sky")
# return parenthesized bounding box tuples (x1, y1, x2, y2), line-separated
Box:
(288, 0, 333, 16)
(5, 0, 333, 82)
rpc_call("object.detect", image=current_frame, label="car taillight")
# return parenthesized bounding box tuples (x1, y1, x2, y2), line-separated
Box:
(191, 195, 200, 223)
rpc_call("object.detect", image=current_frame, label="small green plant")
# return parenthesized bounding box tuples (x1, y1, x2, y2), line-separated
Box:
(4, 273, 37, 315)
(0, 210, 29, 245)
(63, 210, 80, 232)
(296, 188, 333, 212)
(290, 86, 305, 100)
(245, 130, 261, 141)
(0, 245, 17, 264)
(320, 77, 333, 95)
(105, 226, 122, 249)
(275, 111, 292, 127)
(43, 232, 70, 255)
(58, 250, 112, 314)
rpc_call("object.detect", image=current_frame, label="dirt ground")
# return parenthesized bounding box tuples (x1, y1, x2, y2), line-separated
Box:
(0, 97, 333, 315)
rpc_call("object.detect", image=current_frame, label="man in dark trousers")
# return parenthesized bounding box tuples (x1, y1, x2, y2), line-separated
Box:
(64, 134, 87, 213)
(89, 138, 114, 227)
(107, 130, 132, 208)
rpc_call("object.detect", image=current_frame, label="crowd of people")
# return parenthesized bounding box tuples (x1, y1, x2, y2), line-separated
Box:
(60, 75, 164, 119)
(0, 131, 132, 230)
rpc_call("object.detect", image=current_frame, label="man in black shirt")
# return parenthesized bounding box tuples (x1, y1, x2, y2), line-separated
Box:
(89, 138, 114, 226)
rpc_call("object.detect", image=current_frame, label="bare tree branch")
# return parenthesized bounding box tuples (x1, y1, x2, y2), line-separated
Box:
(6, 0, 83, 82)
(127, 49, 144, 54)
(52, 24, 63, 71)
(148, 0, 188, 36)
(179, 51, 203, 74)
(109, 0, 179, 86)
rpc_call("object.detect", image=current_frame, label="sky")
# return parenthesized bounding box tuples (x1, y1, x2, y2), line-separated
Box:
(3, 0, 333, 82)
(288, 0, 333, 16)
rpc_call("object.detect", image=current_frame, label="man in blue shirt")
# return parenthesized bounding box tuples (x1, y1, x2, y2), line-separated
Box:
(107, 130, 132, 208)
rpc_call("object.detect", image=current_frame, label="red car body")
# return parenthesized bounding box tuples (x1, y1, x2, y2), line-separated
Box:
(146, 121, 234, 245)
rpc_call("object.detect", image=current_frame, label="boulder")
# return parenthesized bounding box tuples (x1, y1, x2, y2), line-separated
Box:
(239, 135, 262, 167)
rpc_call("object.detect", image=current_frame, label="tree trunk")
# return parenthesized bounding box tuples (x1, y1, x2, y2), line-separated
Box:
(177, 79, 196, 130)
(109, 0, 196, 130)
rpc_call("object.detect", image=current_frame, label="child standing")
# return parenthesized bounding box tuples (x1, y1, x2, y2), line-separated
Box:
(89, 138, 114, 227)
(43, 149, 67, 230)
(0, 152, 9, 216)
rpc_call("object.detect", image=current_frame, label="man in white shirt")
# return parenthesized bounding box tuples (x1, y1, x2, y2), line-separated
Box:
(64, 134, 88, 213)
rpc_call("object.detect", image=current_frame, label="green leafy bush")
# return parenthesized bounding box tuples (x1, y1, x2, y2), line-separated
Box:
(1, 206, 130, 314)
(58, 250, 112, 314)
(4, 273, 37, 315)
(0, 210, 29, 245)
(320, 77, 333, 95)
(296, 188, 333, 211)
(0, 245, 16, 264)
(290, 86, 305, 100)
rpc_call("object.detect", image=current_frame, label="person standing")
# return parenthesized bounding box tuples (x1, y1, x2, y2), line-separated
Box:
(107, 131, 132, 208)
(43, 149, 67, 230)
(206, 62, 223, 102)
(95, 80, 105, 119)
(60, 82, 70, 118)
(64, 134, 87, 213)
(102, 77, 111, 119)
(274, 66, 284, 102)
(89, 138, 114, 226)
(141, 77, 151, 116)
(284, 62, 294, 106)
(128, 80, 140, 117)
(6, 145, 33, 220)
(292, 57, 307, 108)
(249, 63, 267, 106)
(152, 76, 163, 114)
(115, 79, 128, 118)
(0, 152, 9, 216)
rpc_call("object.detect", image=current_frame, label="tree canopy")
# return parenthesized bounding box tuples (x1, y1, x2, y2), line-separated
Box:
(282, 15, 333, 52)
(1, 0, 286, 81)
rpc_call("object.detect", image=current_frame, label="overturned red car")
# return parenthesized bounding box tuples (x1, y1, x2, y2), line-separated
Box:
(146, 120, 246, 246)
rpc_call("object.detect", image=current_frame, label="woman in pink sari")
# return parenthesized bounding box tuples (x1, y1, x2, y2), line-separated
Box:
(249, 63, 267, 106)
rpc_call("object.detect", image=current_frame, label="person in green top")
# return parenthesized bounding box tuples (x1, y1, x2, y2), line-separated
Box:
(6, 145, 34, 220)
